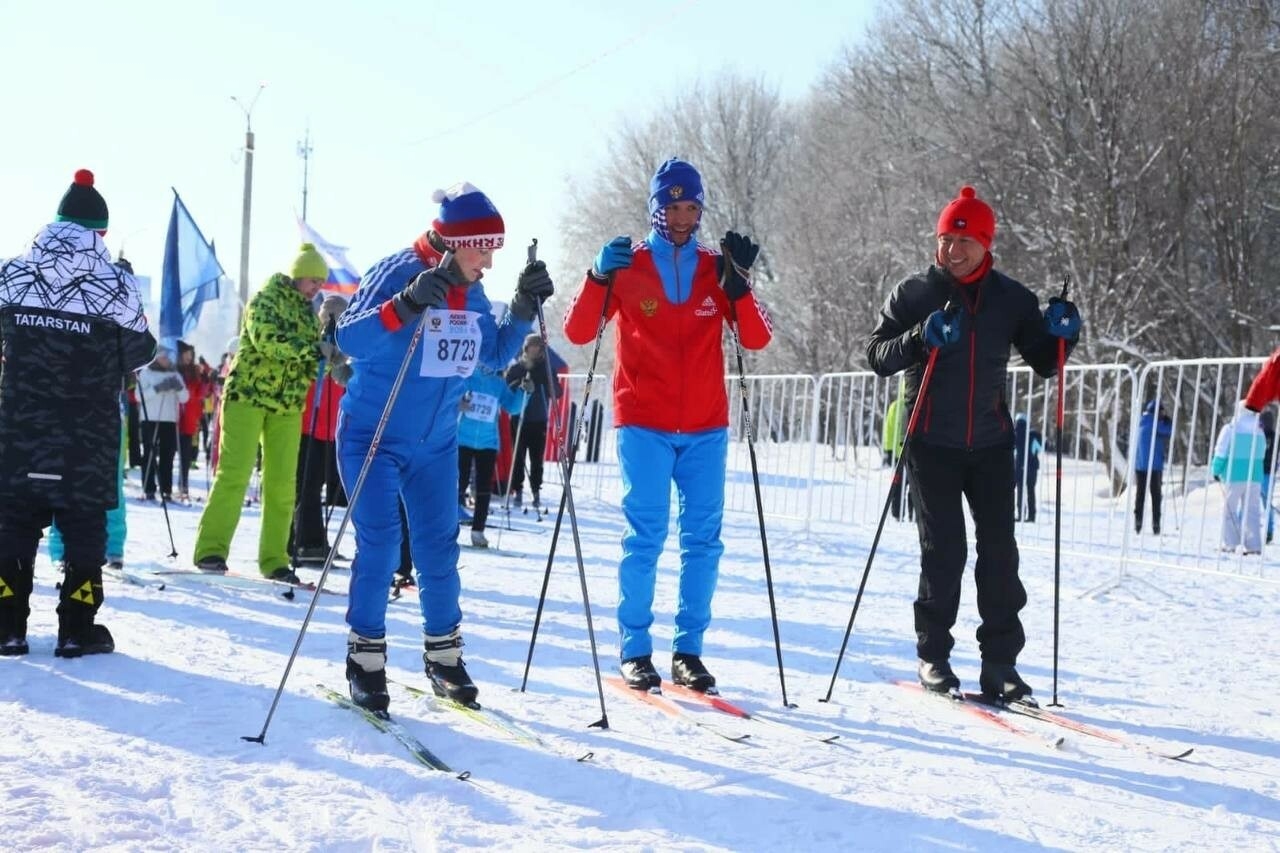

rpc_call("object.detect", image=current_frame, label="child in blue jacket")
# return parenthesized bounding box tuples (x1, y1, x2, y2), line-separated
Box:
(457, 364, 526, 548)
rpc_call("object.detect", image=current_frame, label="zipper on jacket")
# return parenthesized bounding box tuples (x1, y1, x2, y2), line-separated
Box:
(675, 242, 685, 433)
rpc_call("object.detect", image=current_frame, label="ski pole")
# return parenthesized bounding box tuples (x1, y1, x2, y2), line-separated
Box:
(727, 284, 791, 708)
(514, 238, 608, 729)
(1050, 275, 1069, 708)
(244, 250, 454, 746)
(822, 302, 954, 703)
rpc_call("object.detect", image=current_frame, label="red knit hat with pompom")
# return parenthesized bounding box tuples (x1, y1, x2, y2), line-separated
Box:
(936, 185, 995, 249)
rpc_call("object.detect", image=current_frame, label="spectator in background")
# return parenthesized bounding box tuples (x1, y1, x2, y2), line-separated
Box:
(1211, 400, 1266, 555)
(503, 334, 567, 513)
(292, 295, 349, 567)
(883, 392, 911, 521)
(1259, 408, 1275, 546)
(136, 343, 189, 502)
(1013, 414, 1042, 523)
(1243, 347, 1280, 413)
(175, 340, 206, 502)
(457, 364, 526, 548)
(1134, 398, 1173, 535)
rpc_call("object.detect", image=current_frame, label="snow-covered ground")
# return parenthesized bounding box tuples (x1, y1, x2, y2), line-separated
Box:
(3, 467, 1278, 852)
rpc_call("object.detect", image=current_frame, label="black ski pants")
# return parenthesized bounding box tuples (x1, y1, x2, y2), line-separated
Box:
(458, 446, 497, 531)
(0, 504, 106, 637)
(1134, 469, 1163, 533)
(141, 421, 178, 498)
(907, 442, 1026, 666)
(509, 416, 547, 496)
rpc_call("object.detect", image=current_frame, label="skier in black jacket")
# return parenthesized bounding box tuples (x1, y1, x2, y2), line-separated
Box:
(0, 170, 156, 657)
(865, 185, 1081, 701)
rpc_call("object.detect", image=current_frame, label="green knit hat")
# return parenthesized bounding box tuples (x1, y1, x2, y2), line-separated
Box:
(289, 242, 328, 280)
(55, 169, 109, 230)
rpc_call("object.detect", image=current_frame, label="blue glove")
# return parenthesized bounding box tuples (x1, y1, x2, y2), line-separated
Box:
(922, 308, 962, 350)
(592, 236, 633, 280)
(1044, 297, 1081, 339)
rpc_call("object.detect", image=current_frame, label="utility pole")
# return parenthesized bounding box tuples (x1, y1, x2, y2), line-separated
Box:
(298, 126, 313, 222)
(232, 84, 266, 330)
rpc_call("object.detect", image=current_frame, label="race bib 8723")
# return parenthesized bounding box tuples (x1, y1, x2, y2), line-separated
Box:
(420, 309, 482, 378)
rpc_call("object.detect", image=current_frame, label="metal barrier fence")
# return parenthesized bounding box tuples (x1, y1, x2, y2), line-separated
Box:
(547, 357, 1275, 582)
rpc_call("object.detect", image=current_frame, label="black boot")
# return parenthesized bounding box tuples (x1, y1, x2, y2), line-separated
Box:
(671, 652, 717, 693)
(424, 630, 478, 705)
(346, 632, 389, 713)
(620, 655, 661, 690)
(0, 558, 33, 657)
(918, 658, 961, 694)
(980, 661, 1033, 703)
(56, 563, 112, 658)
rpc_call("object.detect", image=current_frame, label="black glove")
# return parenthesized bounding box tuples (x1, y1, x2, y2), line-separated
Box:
(159, 376, 185, 392)
(520, 376, 536, 394)
(392, 265, 460, 323)
(114, 257, 135, 275)
(719, 231, 759, 302)
(510, 260, 555, 322)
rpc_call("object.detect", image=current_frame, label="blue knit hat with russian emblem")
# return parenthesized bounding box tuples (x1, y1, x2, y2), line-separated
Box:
(648, 158, 704, 243)
(431, 182, 505, 250)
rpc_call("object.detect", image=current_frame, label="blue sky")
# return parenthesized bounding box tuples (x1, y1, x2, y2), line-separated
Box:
(0, 1, 873, 314)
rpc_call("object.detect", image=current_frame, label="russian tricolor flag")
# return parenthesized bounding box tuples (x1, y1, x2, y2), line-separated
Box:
(297, 217, 360, 295)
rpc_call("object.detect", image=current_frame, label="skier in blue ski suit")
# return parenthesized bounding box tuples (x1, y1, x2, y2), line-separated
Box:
(457, 365, 527, 547)
(335, 183, 554, 711)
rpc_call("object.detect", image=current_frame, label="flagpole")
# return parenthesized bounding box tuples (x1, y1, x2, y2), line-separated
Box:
(298, 125, 312, 223)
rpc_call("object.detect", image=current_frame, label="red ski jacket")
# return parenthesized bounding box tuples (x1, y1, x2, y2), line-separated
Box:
(1245, 347, 1280, 412)
(562, 242, 771, 433)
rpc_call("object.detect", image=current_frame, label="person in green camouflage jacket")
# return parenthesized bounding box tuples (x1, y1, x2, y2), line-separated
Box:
(193, 244, 325, 579)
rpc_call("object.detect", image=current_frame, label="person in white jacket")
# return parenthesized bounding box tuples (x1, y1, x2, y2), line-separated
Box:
(1211, 400, 1267, 555)
(136, 343, 189, 501)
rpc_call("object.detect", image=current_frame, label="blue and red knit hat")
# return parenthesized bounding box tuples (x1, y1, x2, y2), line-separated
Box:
(431, 182, 505, 250)
(648, 158, 704, 242)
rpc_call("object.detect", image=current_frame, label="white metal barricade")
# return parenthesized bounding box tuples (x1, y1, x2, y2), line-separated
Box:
(543, 357, 1275, 583)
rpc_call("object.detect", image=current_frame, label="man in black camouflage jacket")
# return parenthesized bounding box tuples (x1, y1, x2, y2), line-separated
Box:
(0, 170, 156, 657)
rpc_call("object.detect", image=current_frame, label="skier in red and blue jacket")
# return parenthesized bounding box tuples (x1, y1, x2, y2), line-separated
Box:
(336, 183, 554, 712)
(563, 158, 772, 693)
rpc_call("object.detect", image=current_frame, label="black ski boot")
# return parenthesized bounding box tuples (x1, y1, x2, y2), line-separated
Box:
(0, 558, 33, 657)
(55, 624, 115, 658)
(620, 655, 661, 690)
(346, 632, 390, 713)
(918, 658, 961, 694)
(424, 630, 478, 706)
(195, 555, 228, 574)
(980, 661, 1034, 703)
(55, 563, 113, 658)
(671, 652, 717, 694)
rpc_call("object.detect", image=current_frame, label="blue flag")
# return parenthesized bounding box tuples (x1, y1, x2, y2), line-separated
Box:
(159, 191, 225, 341)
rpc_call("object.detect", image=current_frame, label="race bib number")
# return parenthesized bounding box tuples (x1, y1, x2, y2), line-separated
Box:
(462, 392, 498, 423)
(420, 309, 482, 378)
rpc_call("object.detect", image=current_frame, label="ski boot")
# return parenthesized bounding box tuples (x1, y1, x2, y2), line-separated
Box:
(470, 530, 489, 549)
(979, 661, 1033, 703)
(0, 559, 32, 656)
(195, 555, 228, 574)
(346, 632, 390, 713)
(424, 629, 478, 706)
(918, 658, 961, 695)
(620, 655, 661, 691)
(671, 652, 717, 694)
(55, 562, 113, 659)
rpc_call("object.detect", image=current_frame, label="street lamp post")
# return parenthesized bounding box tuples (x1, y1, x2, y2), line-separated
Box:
(232, 84, 265, 330)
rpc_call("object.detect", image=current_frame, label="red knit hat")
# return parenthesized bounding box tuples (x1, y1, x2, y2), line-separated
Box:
(936, 185, 995, 249)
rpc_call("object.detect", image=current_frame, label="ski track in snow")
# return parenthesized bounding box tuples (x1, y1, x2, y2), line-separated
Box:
(2, 470, 1278, 852)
